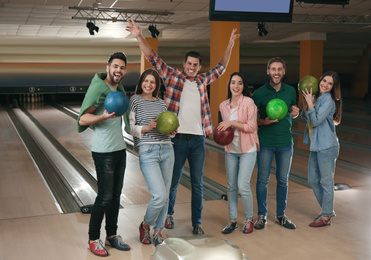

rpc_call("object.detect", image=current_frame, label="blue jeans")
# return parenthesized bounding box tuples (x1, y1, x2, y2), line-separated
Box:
(139, 144, 174, 230)
(225, 151, 257, 220)
(256, 145, 293, 217)
(89, 149, 126, 240)
(308, 146, 339, 217)
(168, 134, 205, 226)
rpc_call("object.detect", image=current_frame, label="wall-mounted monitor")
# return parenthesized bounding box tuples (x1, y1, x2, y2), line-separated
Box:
(209, 0, 294, 23)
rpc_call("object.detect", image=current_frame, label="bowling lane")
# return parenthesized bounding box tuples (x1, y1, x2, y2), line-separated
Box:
(0, 108, 60, 220)
(292, 118, 371, 148)
(24, 103, 192, 207)
(30, 101, 371, 207)
(60, 102, 371, 196)
(292, 128, 371, 171)
(203, 140, 371, 196)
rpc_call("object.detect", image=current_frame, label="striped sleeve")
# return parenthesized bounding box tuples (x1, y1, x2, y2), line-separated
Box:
(128, 95, 172, 147)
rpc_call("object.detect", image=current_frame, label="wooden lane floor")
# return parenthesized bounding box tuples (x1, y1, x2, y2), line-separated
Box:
(0, 188, 370, 259)
(291, 125, 371, 180)
(292, 119, 371, 148)
(46, 99, 371, 210)
(23, 103, 192, 208)
(0, 102, 370, 259)
(0, 107, 61, 220)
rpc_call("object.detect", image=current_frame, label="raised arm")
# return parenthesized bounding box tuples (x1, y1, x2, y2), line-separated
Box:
(219, 28, 240, 67)
(126, 19, 153, 57)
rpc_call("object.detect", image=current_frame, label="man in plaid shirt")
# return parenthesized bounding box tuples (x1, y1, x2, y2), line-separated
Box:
(127, 19, 240, 236)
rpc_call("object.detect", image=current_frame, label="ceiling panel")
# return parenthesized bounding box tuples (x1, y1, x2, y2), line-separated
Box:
(0, 0, 370, 75)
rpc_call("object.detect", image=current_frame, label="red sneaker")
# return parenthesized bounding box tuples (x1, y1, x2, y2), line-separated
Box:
(164, 215, 174, 229)
(88, 239, 108, 257)
(139, 222, 151, 244)
(242, 219, 254, 234)
(309, 215, 332, 227)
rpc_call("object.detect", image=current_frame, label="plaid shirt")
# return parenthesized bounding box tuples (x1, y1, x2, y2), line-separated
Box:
(146, 50, 226, 136)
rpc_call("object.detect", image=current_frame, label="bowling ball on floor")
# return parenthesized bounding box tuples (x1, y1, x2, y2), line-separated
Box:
(298, 75, 319, 95)
(213, 126, 234, 146)
(266, 98, 288, 120)
(104, 91, 129, 116)
(156, 111, 179, 134)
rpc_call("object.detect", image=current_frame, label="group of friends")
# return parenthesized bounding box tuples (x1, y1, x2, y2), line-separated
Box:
(77, 19, 343, 257)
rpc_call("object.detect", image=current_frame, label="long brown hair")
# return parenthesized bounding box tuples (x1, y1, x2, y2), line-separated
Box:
(135, 69, 161, 97)
(226, 72, 250, 99)
(319, 71, 342, 125)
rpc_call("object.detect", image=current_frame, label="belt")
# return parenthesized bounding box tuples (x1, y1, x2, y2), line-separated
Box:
(175, 133, 197, 140)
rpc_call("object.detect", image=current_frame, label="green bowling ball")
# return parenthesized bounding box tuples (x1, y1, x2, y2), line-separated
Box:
(298, 75, 319, 95)
(156, 111, 179, 134)
(266, 98, 288, 120)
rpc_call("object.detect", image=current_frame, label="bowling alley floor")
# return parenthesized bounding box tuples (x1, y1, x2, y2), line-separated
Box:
(1, 100, 371, 260)
(0, 187, 370, 260)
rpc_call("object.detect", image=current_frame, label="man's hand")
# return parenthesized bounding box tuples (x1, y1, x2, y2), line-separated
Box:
(126, 18, 142, 39)
(125, 18, 153, 57)
(291, 105, 300, 118)
(228, 28, 240, 49)
(103, 110, 117, 119)
(264, 117, 279, 125)
(220, 28, 240, 67)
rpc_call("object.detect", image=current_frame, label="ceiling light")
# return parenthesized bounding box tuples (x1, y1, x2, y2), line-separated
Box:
(86, 21, 99, 35)
(148, 24, 160, 38)
(257, 22, 268, 37)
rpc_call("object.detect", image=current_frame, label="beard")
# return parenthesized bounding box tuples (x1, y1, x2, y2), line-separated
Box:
(108, 69, 122, 84)
(268, 73, 283, 86)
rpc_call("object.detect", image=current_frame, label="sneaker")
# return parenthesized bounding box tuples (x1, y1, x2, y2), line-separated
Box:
(164, 215, 174, 229)
(242, 219, 254, 234)
(275, 215, 296, 229)
(309, 215, 332, 227)
(221, 221, 237, 234)
(192, 224, 205, 235)
(139, 222, 151, 244)
(105, 235, 130, 251)
(254, 215, 267, 230)
(153, 233, 164, 246)
(88, 239, 108, 257)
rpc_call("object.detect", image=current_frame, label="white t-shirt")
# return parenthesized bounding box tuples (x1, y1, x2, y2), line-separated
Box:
(177, 80, 203, 135)
(229, 107, 241, 153)
(229, 106, 257, 154)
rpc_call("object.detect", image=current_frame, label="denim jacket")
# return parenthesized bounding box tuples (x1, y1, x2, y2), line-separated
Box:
(301, 92, 339, 151)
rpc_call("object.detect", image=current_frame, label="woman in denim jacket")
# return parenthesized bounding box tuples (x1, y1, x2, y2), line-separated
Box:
(218, 72, 259, 234)
(301, 71, 342, 227)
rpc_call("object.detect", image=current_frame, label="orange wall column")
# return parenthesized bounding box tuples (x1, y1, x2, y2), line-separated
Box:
(349, 45, 371, 98)
(299, 40, 324, 105)
(141, 37, 158, 73)
(300, 40, 324, 80)
(210, 21, 240, 127)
